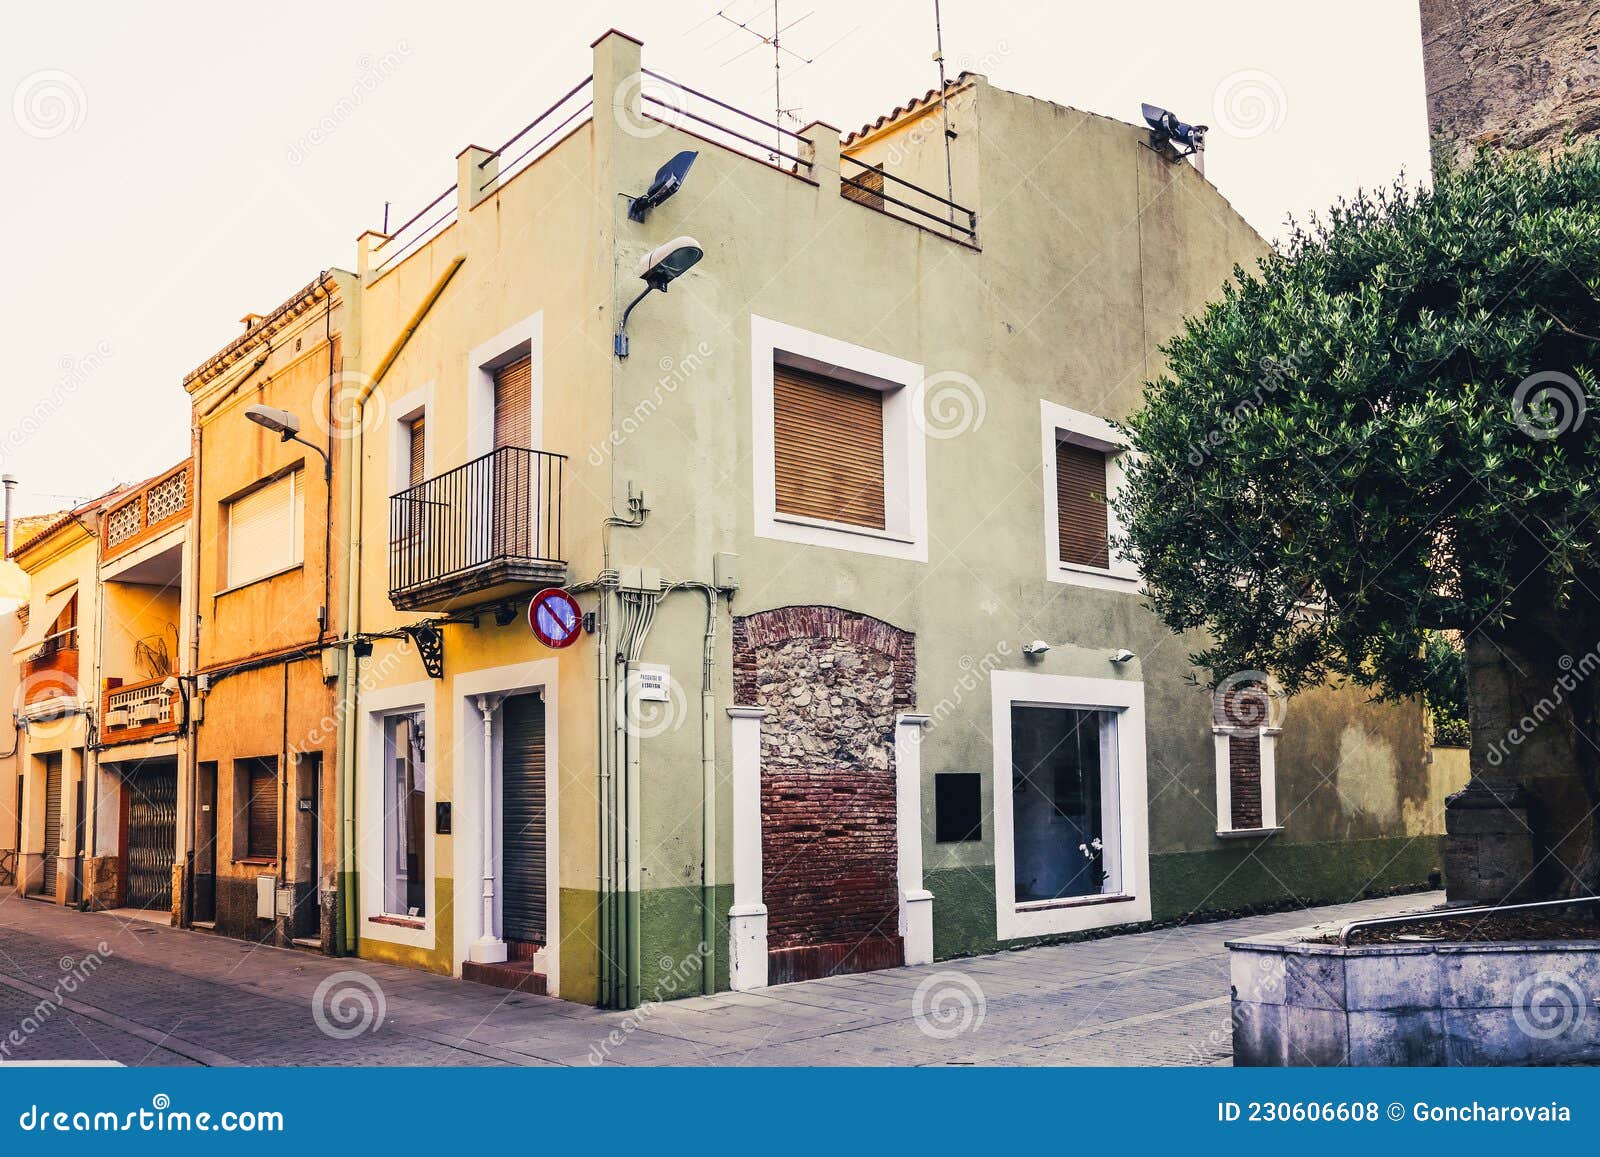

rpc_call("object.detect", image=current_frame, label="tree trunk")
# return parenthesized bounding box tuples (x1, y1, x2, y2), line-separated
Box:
(1444, 631, 1536, 903)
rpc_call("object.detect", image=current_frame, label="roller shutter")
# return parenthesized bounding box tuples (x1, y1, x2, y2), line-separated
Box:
(1056, 439, 1110, 569)
(773, 364, 886, 530)
(501, 693, 547, 945)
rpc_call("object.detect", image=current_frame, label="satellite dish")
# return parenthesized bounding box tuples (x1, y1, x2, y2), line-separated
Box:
(627, 150, 698, 223)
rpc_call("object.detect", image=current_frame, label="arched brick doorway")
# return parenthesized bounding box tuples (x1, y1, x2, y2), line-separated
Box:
(732, 606, 916, 984)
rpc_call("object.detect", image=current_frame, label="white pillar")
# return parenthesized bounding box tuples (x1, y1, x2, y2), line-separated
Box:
(895, 713, 934, 966)
(469, 694, 507, 964)
(726, 705, 767, 990)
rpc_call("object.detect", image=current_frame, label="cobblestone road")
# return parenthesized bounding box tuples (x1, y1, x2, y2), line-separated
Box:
(0, 891, 1437, 1066)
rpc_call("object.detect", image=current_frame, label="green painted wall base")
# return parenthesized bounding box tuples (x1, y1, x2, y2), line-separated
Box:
(639, 884, 733, 1001)
(926, 835, 1443, 958)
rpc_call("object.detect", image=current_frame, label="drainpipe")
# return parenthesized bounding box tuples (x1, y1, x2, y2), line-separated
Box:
(2, 475, 15, 555)
(334, 255, 465, 954)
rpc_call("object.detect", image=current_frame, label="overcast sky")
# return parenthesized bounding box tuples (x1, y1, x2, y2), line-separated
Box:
(0, 1, 1430, 519)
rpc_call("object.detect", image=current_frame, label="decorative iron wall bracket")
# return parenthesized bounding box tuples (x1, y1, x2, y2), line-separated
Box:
(402, 622, 445, 679)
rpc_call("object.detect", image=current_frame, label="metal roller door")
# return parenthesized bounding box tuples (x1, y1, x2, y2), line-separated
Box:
(39, 756, 62, 898)
(500, 693, 546, 945)
(125, 761, 178, 910)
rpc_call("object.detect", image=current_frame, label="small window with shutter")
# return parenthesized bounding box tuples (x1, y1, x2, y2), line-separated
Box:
(772, 363, 887, 531)
(232, 757, 278, 861)
(224, 470, 304, 589)
(406, 416, 426, 486)
(493, 355, 533, 450)
(1055, 438, 1110, 569)
(1041, 401, 1137, 589)
(1213, 687, 1281, 835)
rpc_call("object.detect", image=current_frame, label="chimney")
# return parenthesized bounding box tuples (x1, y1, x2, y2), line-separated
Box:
(2, 474, 14, 555)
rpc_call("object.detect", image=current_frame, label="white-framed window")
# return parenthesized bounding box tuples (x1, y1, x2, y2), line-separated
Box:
(466, 313, 542, 459)
(751, 315, 928, 562)
(359, 679, 435, 945)
(381, 709, 427, 918)
(991, 670, 1151, 939)
(223, 469, 304, 589)
(1040, 400, 1138, 591)
(1213, 687, 1282, 836)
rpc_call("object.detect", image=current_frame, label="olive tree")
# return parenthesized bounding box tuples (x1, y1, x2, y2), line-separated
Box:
(1115, 142, 1600, 900)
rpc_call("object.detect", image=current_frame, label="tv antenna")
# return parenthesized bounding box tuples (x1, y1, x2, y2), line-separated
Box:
(715, 2, 816, 160)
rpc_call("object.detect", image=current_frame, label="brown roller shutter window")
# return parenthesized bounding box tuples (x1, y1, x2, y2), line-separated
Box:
(843, 165, 886, 211)
(406, 417, 426, 486)
(773, 364, 886, 530)
(1056, 438, 1110, 569)
(247, 763, 278, 860)
(493, 356, 533, 450)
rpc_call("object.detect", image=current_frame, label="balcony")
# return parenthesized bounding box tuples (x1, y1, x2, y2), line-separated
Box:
(102, 460, 192, 562)
(388, 446, 567, 612)
(21, 629, 79, 707)
(101, 676, 181, 744)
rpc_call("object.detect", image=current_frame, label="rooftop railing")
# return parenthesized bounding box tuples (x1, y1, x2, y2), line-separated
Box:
(839, 154, 978, 243)
(638, 69, 813, 178)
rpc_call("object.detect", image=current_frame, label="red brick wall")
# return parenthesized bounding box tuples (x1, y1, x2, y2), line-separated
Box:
(733, 607, 915, 957)
(1228, 734, 1263, 830)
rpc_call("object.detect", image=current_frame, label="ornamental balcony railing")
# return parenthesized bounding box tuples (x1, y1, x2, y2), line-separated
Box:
(101, 676, 181, 744)
(102, 459, 192, 561)
(388, 446, 566, 612)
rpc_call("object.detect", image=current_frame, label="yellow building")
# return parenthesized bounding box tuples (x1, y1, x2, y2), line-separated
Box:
(180, 272, 356, 950)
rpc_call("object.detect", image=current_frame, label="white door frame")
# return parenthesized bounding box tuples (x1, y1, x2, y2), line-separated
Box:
(452, 659, 560, 995)
(726, 706, 933, 991)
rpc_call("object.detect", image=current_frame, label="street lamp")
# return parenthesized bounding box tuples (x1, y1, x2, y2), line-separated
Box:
(245, 404, 331, 481)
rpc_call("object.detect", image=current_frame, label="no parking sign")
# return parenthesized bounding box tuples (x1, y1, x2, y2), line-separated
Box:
(528, 588, 582, 649)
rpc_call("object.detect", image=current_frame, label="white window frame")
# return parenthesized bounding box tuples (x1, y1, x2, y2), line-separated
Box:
(751, 314, 928, 562)
(222, 468, 305, 592)
(358, 678, 435, 949)
(387, 384, 434, 492)
(1213, 725, 1282, 838)
(466, 312, 542, 459)
(1040, 400, 1139, 591)
(991, 669, 1151, 939)
(380, 710, 428, 918)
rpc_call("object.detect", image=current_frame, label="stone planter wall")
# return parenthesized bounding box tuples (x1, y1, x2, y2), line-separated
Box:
(1230, 928, 1600, 1066)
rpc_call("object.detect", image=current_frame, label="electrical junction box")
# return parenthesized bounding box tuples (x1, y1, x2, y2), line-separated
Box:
(618, 565, 661, 592)
(713, 552, 739, 592)
(255, 876, 275, 920)
(321, 648, 344, 682)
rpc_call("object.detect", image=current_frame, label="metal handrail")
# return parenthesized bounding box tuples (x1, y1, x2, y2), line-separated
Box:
(840, 173, 977, 238)
(373, 183, 457, 253)
(1338, 894, 1600, 945)
(640, 68, 811, 146)
(481, 101, 594, 195)
(479, 75, 593, 167)
(839, 153, 972, 214)
(641, 97, 813, 169)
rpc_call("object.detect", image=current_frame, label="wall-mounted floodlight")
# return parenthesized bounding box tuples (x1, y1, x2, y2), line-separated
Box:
(245, 404, 332, 481)
(1141, 103, 1207, 163)
(1022, 640, 1051, 657)
(614, 236, 704, 359)
(1109, 649, 1136, 664)
(627, 151, 697, 223)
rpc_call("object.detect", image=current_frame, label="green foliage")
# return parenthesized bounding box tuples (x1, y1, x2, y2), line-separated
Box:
(1115, 142, 1600, 699)
(1422, 632, 1468, 726)
(1433, 716, 1472, 747)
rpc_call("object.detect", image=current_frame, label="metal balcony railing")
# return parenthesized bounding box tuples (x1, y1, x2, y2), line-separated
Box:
(388, 446, 566, 610)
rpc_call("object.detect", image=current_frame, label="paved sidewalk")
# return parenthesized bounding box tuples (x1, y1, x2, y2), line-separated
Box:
(0, 891, 1438, 1067)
